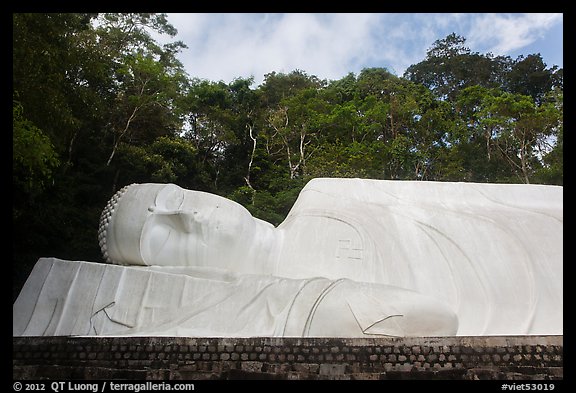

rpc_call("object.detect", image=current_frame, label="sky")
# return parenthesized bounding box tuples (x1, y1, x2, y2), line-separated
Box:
(152, 13, 563, 87)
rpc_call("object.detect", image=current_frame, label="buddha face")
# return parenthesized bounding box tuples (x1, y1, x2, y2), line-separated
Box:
(99, 183, 258, 269)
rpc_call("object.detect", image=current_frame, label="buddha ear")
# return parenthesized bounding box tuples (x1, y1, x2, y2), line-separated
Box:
(154, 184, 185, 211)
(147, 208, 204, 234)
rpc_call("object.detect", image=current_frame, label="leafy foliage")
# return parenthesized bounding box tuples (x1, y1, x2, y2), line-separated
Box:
(13, 98, 60, 200)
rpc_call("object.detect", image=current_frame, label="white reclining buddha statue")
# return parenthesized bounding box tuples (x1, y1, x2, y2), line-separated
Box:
(13, 178, 563, 337)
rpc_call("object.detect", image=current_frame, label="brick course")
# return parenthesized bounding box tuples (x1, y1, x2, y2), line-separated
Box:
(12, 336, 562, 380)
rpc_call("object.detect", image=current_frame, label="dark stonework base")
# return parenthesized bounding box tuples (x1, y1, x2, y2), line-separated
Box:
(13, 335, 562, 380)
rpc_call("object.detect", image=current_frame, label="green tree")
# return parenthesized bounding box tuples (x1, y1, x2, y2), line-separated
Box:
(452, 86, 562, 183)
(256, 71, 327, 180)
(533, 88, 563, 185)
(266, 88, 329, 179)
(12, 12, 188, 300)
(478, 92, 561, 184)
(13, 13, 101, 163)
(404, 33, 507, 100)
(504, 54, 563, 104)
(104, 52, 187, 166)
(259, 69, 326, 106)
(13, 98, 60, 203)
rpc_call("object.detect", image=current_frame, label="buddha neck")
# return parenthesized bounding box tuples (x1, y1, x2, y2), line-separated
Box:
(238, 217, 283, 276)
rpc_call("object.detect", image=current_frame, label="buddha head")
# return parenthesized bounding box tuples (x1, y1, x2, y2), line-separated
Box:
(98, 183, 274, 270)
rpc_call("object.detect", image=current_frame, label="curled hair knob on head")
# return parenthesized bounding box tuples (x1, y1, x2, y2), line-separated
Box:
(98, 184, 134, 264)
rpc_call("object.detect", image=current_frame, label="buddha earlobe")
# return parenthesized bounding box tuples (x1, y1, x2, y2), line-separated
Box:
(148, 206, 203, 234)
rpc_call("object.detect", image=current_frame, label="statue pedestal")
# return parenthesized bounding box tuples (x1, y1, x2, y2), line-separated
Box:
(13, 258, 458, 338)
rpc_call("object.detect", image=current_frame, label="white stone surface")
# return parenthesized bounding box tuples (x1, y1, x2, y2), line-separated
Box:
(13, 258, 457, 337)
(276, 179, 563, 335)
(13, 178, 563, 337)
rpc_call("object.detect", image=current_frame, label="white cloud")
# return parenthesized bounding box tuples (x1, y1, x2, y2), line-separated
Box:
(155, 13, 563, 86)
(466, 13, 563, 54)
(153, 14, 381, 84)
(169, 13, 385, 85)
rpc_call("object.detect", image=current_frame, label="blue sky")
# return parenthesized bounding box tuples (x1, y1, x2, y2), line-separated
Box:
(154, 13, 563, 87)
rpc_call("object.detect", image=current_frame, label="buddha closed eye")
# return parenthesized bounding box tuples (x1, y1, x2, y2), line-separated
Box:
(128, 184, 262, 268)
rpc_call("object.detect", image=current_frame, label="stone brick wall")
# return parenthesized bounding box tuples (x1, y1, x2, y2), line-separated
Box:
(13, 335, 562, 380)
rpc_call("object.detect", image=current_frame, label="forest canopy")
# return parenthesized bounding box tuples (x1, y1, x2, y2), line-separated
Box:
(13, 14, 563, 300)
